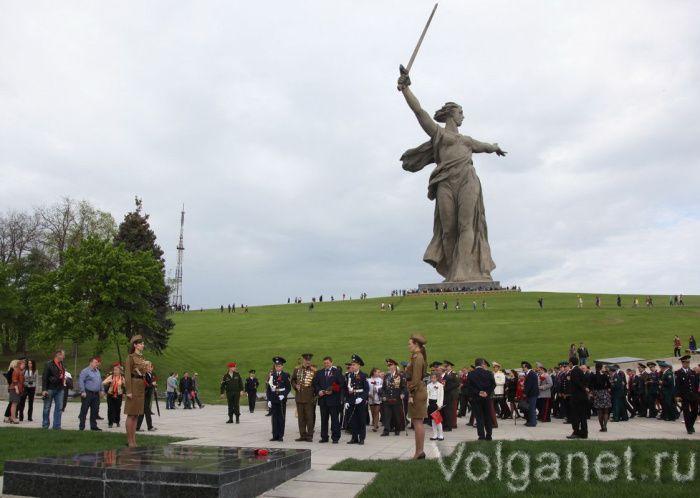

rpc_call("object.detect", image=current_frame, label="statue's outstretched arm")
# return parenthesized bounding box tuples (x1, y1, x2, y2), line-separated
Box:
(398, 69, 437, 138)
(467, 137, 507, 156)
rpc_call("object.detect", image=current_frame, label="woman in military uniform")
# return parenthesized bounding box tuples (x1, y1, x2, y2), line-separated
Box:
(406, 333, 428, 459)
(124, 335, 148, 447)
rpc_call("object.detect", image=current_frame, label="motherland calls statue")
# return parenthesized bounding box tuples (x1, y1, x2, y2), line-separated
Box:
(398, 65, 506, 283)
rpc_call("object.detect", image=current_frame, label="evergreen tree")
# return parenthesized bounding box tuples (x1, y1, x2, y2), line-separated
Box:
(113, 197, 173, 353)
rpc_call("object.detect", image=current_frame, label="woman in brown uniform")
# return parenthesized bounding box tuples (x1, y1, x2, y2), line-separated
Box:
(124, 335, 148, 447)
(406, 334, 428, 459)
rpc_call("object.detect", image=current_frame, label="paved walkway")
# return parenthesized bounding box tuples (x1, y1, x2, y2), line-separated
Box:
(5, 397, 695, 468)
(2, 393, 696, 497)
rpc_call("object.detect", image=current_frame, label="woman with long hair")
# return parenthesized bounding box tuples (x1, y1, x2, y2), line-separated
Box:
(124, 335, 148, 447)
(18, 359, 37, 422)
(368, 368, 383, 432)
(591, 363, 612, 432)
(103, 363, 125, 428)
(8, 359, 26, 424)
(406, 334, 428, 459)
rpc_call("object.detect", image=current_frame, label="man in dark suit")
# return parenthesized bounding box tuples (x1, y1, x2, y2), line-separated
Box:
(313, 356, 345, 443)
(675, 355, 699, 434)
(467, 358, 496, 440)
(441, 360, 460, 431)
(522, 361, 539, 427)
(567, 357, 589, 439)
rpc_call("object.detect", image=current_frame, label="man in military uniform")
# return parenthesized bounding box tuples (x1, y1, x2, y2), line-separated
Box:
(313, 355, 345, 444)
(441, 360, 460, 430)
(345, 354, 369, 445)
(610, 365, 627, 422)
(645, 362, 659, 418)
(558, 362, 571, 422)
(380, 359, 406, 436)
(220, 362, 243, 424)
(635, 363, 648, 417)
(341, 362, 352, 431)
(675, 355, 699, 434)
(658, 360, 678, 421)
(291, 353, 317, 442)
(244, 370, 259, 413)
(266, 357, 291, 441)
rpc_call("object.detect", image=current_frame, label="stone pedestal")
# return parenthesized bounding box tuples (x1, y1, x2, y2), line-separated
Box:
(2, 445, 310, 498)
(418, 281, 501, 292)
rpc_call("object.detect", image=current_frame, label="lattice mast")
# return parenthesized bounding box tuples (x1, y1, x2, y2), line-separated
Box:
(173, 205, 185, 309)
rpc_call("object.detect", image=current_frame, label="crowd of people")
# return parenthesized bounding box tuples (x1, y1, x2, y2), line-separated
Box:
(4, 333, 699, 456)
(1, 340, 206, 445)
(217, 335, 699, 460)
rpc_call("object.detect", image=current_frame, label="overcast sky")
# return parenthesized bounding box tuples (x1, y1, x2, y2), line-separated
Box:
(2, 1, 699, 307)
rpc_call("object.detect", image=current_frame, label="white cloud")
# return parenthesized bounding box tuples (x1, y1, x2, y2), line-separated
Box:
(1, 1, 699, 306)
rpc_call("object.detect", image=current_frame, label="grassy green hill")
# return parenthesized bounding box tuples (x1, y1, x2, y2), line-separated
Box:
(6, 292, 699, 402)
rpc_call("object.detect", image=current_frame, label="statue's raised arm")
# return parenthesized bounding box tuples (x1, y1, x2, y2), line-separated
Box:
(398, 65, 438, 138)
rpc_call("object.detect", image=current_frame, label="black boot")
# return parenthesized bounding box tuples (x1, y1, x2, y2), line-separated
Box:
(235, 415, 240, 424)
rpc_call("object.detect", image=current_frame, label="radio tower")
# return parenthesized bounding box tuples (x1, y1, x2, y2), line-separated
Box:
(173, 205, 185, 310)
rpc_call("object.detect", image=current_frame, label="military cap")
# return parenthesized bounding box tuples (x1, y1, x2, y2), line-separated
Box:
(443, 360, 455, 367)
(301, 353, 313, 360)
(350, 354, 364, 366)
(680, 355, 691, 362)
(249, 369, 256, 374)
(637, 363, 647, 369)
(657, 360, 670, 368)
(409, 333, 427, 346)
(385, 358, 398, 366)
(608, 365, 619, 371)
(484, 359, 491, 368)
(400, 361, 408, 368)
(646, 361, 656, 367)
(429, 361, 443, 368)
(521, 361, 532, 369)
(272, 356, 286, 365)
(558, 361, 569, 367)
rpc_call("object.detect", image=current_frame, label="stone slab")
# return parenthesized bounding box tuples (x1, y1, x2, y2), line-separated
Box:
(418, 281, 501, 292)
(2, 445, 310, 498)
(261, 470, 376, 498)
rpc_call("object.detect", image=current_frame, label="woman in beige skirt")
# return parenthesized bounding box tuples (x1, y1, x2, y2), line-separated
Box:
(406, 334, 428, 459)
(124, 335, 148, 447)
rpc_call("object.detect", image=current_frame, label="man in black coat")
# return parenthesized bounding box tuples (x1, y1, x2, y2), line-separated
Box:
(467, 358, 496, 440)
(313, 356, 345, 443)
(675, 355, 699, 434)
(567, 357, 589, 439)
(522, 361, 539, 427)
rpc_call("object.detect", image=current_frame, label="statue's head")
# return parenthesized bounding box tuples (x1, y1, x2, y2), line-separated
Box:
(433, 102, 463, 126)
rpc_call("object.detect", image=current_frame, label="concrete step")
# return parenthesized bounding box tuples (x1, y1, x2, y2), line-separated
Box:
(260, 469, 376, 498)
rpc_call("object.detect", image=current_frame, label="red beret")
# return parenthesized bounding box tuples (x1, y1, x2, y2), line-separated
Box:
(227, 362, 237, 368)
